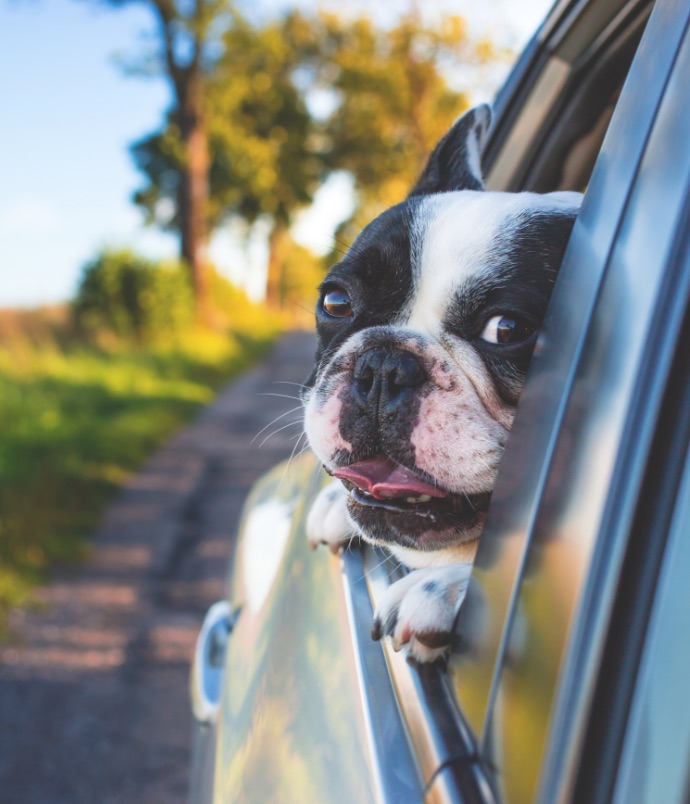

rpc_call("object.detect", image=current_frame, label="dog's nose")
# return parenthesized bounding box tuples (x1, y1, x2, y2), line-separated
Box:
(353, 348, 427, 414)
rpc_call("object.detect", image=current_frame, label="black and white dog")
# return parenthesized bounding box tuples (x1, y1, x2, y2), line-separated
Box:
(304, 105, 581, 662)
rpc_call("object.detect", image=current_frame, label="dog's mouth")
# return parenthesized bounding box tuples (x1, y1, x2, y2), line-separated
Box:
(330, 456, 491, 520)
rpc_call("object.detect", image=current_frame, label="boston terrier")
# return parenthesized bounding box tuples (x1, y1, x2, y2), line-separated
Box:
(303, 105, 581, 662)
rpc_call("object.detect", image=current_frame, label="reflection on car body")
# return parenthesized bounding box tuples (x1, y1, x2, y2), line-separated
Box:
(189, 0, 690, 800)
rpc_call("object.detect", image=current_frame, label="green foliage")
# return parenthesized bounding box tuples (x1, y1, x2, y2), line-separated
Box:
(0, 309, 280, 636)
(73, 249, 195, 341)
(71, 248, 273, 340)
(128, 9, 493, 303)
(130, 8, 322, 233)
(280, 238, 327, 313)
(208, 12, 322, 227)
(311, 13, 477, 221)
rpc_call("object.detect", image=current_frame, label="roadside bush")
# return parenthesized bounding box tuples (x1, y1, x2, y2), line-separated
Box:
(73, 249, 195, 342)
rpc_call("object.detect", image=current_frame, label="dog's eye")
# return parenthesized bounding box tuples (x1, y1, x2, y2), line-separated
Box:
(322, 288, 353, 318)
(481, 315, 535, 344)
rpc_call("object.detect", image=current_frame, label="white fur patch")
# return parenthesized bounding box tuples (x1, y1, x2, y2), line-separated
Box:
(405, 190, 580, 339)
(306, 480, 354, 551)
(304, 389, 352, 465)
(373, 563, 473, 662)
(411, 391, 506, 494)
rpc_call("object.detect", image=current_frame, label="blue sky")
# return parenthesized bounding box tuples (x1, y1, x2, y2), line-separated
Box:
(0, 0, 550, 308)
(1, 0, 180, 306)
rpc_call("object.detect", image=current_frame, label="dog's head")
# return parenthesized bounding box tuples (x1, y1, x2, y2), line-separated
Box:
(304, 105, 581, 557)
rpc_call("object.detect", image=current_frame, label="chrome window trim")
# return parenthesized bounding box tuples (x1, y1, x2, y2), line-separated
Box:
(339, 548, 424, 802)
(356, 546, 494, 802)
(486, 57, 572, 191)
(484, 0, 652, 191)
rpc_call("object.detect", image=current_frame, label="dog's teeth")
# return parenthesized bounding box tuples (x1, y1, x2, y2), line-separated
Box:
(406, 494, 432, 504)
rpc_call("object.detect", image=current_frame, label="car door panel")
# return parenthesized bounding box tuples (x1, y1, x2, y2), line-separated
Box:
(212, 454, 424, 803)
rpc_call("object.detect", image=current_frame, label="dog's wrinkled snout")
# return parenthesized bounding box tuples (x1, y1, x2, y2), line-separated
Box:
(352, 348, 426, 414)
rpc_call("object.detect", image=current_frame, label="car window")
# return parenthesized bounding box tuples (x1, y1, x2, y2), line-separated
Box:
(446, 0, 690, 799)
(486, 0, 653, 194)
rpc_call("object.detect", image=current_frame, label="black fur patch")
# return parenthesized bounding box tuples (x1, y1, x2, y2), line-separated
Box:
(348, 498, 484, 550)
(409, 107, 487, 196)
(442, 210, 577, 404)
(311, 201, 420, 378)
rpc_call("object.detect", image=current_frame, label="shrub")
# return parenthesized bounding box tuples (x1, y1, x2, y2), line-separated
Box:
(73, 249, 195, 342)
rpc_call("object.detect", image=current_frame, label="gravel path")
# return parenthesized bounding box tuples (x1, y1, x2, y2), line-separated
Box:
(0, 331, 316, 804)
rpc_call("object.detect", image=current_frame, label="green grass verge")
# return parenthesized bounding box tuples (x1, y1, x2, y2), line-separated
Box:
(0, 324, 280, 636)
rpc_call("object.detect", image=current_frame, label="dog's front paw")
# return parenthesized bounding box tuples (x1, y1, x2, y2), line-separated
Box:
(306, 479, 356, 553)
(371, 563, 472, 663)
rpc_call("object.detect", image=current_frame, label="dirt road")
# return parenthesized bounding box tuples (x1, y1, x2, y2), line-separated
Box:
(0, 332, 316, 803)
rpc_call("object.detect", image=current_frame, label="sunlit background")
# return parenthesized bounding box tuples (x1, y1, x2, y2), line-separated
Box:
(0, 2, 557, 798)
(2, 0, 550, 307)
(0, 0, 552, 632)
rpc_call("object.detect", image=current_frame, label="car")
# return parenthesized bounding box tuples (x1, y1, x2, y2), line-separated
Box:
(189, 0, 690, 800)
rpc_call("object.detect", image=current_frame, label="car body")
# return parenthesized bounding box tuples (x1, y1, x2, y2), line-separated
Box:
(189, 0, 690, 799)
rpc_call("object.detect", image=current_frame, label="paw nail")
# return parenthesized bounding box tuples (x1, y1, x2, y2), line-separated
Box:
(384, 609, 399, 637)
(371, 621, 382, 641)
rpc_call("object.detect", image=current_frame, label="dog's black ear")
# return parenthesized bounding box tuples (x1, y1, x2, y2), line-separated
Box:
(409, 104, 492, 197)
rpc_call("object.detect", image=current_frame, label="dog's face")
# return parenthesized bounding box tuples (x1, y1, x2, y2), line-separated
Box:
(304, 106, 581, 557)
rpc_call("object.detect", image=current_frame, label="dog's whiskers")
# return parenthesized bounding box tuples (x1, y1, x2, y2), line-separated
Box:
(257, 392, 305, 403)
(331, 234, 351, 249)
(327, 232, 367, 261)
(251, 406, 304, 446)
(278, 429, 310, 490)
(258, 418, 304, 449)
(273, 381, 311, 392)
(357, 549, 400, 583)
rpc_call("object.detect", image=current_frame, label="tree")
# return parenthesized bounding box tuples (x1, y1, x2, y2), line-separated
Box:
(132, 9, 324, 308)
(306, 13, 485, 251)
(105, 0, 235, 313)
(128, 8, 496, 308)
(207, 12, 324, 307)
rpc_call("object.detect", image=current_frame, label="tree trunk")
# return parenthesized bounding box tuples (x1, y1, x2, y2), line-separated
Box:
(178, 78, 210, 317)
(266, 222, 289, 309)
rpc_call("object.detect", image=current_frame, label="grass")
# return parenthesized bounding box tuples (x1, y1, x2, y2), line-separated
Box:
(0, 311, 281, 635)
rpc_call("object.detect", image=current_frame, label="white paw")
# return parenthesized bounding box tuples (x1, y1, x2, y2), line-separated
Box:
(371, 563, 472, 663)
(306, 479, 356, 553)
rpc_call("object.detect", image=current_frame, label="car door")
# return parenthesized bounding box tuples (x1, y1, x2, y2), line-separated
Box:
(449, 0, 690, 800)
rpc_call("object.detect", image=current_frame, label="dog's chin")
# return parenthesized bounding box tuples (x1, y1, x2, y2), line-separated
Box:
(345, 488, 490, 552)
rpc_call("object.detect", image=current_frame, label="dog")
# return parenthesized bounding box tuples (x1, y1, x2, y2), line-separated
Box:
(303, 104, 581, 662)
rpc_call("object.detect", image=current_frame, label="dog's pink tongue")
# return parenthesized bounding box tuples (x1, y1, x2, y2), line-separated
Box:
(333, 457, 446, 500)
